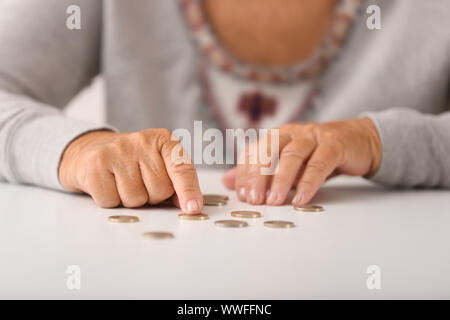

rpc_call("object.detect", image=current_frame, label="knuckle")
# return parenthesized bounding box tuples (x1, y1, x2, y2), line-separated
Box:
(82, 171, 98, 189)
(141, 127, 171, 138)
(156, 128, 172, 137)
(82, 166, 107, 190)
(170, 143, 192, 165)
(245, 177, 259, 188)
(146, 159, 167, 179)
(179, 185, 200, 194)
(324, 131, 338, 141)
(245, 174, 262, 187)
(132, 131, 151, 146)
(148, 184, 174, 204)
(317, 127, 339, 142)
(156, 128, 173, 145)
(300, 123, 316, 133)
(307, 160, 328, 173)
(281, 147, 306, 161)
(94, 194, 120, 208)
(245, 163, 260, 176)
(298, 180, 315, 191)
(168, 161, 196, 176)
(107, 136, 131, 156)
(279, 123, 296, 132)
(83, 148, 108, 167)
(271, 174, 289, 186)
(235, 175, 246, 187)
(122, 195, 148, 208)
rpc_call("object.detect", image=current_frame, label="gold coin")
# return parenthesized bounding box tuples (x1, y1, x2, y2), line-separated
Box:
(264, 220, 295, 229)
(231, 210, 262, 218)
(204, 198, 227, 206)
(293, 204, 324, 212)
(142, 232, 174, 240)
(203, 194, 229, 201)
(178, 213, 209, 220)
(203, 194, 229, 206)
(108, 215, 140, 223)
(214, 220, 248, 228)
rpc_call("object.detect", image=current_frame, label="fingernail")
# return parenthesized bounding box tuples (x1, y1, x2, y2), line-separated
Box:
(186, 199, 200, 213)
(249, 189, 257, 203)
(292, 192, 303, 205)
(267, 191, 278, 204)
(239, 187, 246, 199)
(249, 189, 261, 203)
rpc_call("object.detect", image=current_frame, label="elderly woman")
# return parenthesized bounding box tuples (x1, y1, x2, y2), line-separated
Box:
(0, 0, 448, 213)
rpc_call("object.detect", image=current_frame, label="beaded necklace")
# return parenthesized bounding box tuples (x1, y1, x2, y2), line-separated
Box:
(180, 0, 363, 85)
(178, 0, 363, 130)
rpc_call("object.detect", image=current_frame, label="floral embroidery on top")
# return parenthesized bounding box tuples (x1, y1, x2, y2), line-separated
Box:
(238, 91, 277, 125)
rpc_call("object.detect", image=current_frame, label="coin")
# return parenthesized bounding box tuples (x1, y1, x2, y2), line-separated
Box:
(108, 215, 140, 223)
(178, 213, 209, 220)
(293, 204, 324, 212)
(214, 220, 248, 228)
(263, 220, 295, 229)
(142, 232, 174, 240)
(203, 194, 229, 201)
(203, 194, 229, 206)
(204, 198, 227, 206)
(231, 210, 261, 218)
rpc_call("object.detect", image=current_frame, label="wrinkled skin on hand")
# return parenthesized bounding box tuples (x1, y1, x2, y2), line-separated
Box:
(222, 118, 382, 206)
(59, 129, 203, 213)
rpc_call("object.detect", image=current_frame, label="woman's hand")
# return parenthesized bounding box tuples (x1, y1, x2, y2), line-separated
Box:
(222, 118, 382, 206)
(59, 129, 203, 212)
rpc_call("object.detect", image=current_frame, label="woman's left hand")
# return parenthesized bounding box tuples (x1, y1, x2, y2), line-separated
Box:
(222, 117, 382, 206)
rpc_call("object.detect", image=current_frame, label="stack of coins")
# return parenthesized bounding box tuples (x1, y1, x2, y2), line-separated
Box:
(203, 194, 229, 206)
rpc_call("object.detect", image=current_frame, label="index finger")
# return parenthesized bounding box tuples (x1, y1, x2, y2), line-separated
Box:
(293, 142, 341, 205)
(160, 139, 203, 214)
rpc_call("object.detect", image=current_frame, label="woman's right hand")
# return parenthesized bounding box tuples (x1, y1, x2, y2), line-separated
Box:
(58, 129, 203, 213)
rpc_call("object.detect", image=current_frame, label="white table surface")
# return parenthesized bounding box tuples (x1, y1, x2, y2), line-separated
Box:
(0, 169, 449, 299)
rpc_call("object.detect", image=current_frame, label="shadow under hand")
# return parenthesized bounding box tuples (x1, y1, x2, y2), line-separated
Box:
(311, 184, 387, 205)
(309, 181, 448, 205)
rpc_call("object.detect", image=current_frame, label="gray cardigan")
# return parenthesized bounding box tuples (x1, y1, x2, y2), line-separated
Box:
(0, 0, 449, 190)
